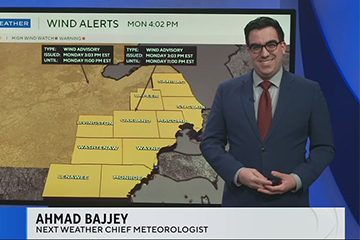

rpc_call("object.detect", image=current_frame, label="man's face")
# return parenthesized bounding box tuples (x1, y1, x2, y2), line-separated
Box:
(247, 26, 286, 81)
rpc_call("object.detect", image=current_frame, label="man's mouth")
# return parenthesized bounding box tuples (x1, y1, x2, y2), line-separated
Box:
(258, 58, 274, 63)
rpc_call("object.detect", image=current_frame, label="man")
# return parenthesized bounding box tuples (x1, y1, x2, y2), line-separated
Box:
(200, 17, 335, 207)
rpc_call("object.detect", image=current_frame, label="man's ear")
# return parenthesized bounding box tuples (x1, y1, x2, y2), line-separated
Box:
(280, 41, 286, 54)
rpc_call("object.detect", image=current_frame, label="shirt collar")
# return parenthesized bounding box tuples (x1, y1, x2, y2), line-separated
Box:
(253, 67, 283, 88)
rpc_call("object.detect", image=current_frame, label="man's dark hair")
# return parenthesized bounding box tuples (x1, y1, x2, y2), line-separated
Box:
(244, 17, 285, 46)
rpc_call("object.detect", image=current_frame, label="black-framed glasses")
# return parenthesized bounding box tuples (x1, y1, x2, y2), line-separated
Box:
(248, 41, 282, 54)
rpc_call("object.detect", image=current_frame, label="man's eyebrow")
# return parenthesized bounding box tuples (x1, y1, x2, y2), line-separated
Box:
(249, 40, 279, 46)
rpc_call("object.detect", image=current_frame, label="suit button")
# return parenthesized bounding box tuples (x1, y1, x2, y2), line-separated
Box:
(261, 147, 265, 152)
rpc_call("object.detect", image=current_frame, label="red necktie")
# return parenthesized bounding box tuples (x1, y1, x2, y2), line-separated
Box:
(258, 81, 272, 141)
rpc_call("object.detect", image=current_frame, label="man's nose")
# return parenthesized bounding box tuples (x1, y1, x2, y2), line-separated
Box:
(260, 47, 270, 57)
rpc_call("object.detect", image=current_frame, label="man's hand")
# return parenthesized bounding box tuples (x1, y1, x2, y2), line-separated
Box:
(257, 171, 297, 195)
(238, 168, 272, 190)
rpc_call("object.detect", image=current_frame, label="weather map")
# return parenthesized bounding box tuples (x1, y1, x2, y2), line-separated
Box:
(44, 67, 209, 197)
(40, 44, 224, 202)
(0, 38, 290, 204)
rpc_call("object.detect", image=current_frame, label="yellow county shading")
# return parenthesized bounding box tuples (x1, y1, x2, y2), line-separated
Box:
(72, 138, 122, 165)
(123, 138, 175, 168)
(76, 115, 114, 138)
(100, 165, 152, 198)
(156, 110, 186, 138)
(162, 97, 204, 131)
(42, 164, 101, 197)
(130, 88, 164, 110)
(113, 110, 159, 138)
(152, 73, 194, 97)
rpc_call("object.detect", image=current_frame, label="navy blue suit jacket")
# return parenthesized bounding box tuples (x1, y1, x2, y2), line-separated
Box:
(200, 70, 335, 207)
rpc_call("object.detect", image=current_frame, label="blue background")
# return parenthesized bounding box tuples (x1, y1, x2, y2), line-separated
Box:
(0, 0, 359, 239)
(0, 207, 27, 239)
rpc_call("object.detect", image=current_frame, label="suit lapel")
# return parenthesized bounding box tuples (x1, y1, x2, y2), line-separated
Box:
(264, 70, 295, 143)
(239, 73, 262, 143)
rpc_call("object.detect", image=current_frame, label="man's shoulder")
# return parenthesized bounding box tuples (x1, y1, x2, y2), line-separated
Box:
(219, 72, 252, 88)
(218, 70, 321, 90)
(285, 71, 319, 88)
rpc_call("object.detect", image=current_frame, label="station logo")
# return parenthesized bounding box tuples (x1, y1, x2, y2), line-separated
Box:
(0, 19, 31, 28)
